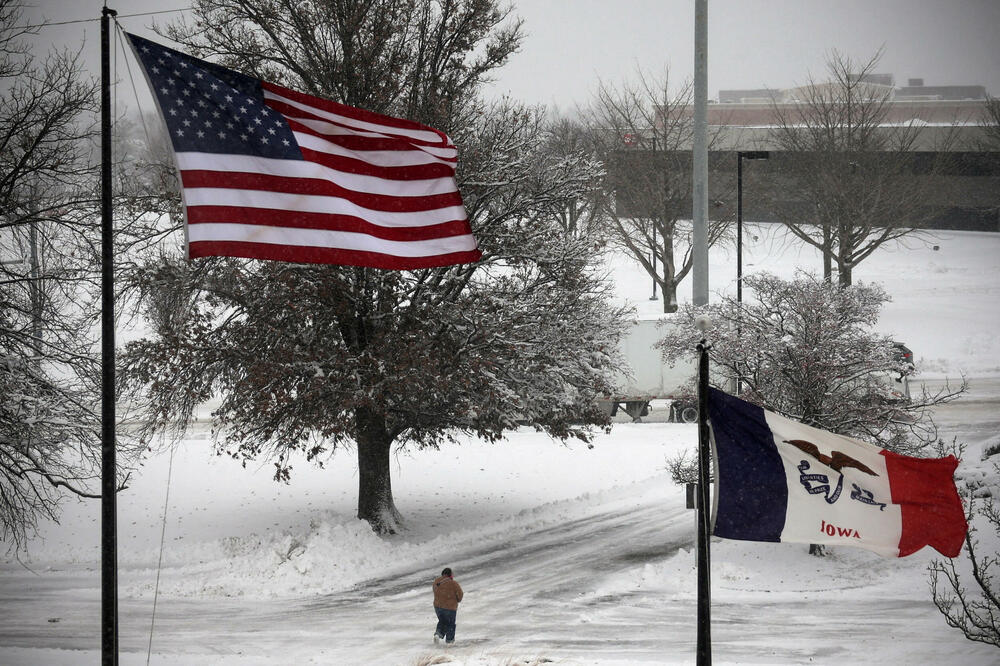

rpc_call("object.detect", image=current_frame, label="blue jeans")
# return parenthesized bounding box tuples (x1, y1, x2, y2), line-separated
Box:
(434, 606, 457, 642)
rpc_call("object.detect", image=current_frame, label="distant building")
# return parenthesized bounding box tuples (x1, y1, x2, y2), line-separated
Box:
(720, 74, 988, 105)
(709, 74, 987, 111)
(713, 74, 989, 127)
(896, 80, 987, 101)
(718, 88, 776, 104)
(619, 74, 1000, 232)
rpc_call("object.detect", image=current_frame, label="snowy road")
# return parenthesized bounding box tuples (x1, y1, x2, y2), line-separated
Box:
(4, 468, 996, 665)
(0, 486, 698, 664)
(926, 376, 1000, 445)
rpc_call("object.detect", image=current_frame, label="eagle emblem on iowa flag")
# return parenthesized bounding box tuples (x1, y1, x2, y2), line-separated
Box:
(784, 439, 878, 476)
(784, 439, 887, 510)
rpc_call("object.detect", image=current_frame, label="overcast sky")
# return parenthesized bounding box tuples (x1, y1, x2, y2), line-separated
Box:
(23, 0, 1000, 112)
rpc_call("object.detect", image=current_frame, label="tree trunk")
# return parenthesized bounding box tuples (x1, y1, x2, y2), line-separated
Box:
(662, 278, 678, 313)
(837, 224, 853, 287)
(822, 224, 833, 282)
(838, 266, 853, 287)
(355, 407, 403, 534)
(661, 231, 678, 313)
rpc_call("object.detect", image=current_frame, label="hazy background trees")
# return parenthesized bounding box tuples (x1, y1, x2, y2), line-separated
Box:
(542, 114, 609, 243)
(981, 95, 1000, 150)
(122, 0, 628, 534)
(581, 69, 731, 312)
(0, 0, 131, 549)
(766, 50, 954, 286)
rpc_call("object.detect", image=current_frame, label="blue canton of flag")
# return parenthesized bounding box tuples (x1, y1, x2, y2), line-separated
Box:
(130, 34, 301, 160)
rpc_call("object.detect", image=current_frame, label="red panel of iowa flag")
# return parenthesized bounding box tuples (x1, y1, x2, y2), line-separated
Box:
(127, 33, 480, 270)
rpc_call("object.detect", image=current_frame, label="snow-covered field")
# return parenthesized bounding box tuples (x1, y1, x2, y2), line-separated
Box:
(2, 227, 998, 665)
(616, 224, 1000, 379)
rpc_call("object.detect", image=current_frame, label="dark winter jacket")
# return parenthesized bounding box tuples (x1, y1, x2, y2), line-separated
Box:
(432, 575, 463, 610)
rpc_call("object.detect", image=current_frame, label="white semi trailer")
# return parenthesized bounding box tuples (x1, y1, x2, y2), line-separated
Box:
(600, 319, 914, 423)
(601, 317, 699, 422)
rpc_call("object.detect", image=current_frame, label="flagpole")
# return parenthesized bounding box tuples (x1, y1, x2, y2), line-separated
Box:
(101, 6, 119, 665)
(695, 318, 712, 665)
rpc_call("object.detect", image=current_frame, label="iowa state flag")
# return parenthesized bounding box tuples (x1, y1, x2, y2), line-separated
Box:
(708, 388, 967, 557)
(126, 33, 480, 270)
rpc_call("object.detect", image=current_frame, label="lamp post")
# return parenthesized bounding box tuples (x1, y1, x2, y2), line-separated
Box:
(736, 151, 769, 305)
(650, 133, 658, 301)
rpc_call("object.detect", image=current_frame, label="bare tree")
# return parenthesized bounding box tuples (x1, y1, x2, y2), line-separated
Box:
(0, 1, 133, 549)
(582, 69, 731, 312)
(123, 0, 628, 534)
(768, 50, 953, 286)
(543, 114, 609, 242)
(930, 442, 1000, 648)
(981, 95, 1000, 150)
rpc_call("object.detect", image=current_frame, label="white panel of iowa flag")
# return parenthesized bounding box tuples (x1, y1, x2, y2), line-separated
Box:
(707, 388, 967, 558)
(126, 33, 481, 270)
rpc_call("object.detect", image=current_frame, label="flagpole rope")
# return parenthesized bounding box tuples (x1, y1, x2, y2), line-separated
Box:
(146, 440, 177, 666)
(113, 22, 178, 663)
(113, 22, 156, 152)
(112, 21, 118, 147)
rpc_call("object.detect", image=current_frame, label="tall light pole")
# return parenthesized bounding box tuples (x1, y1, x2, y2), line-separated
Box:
(692, 0, 709, 306)
(736, 151, 769, 305)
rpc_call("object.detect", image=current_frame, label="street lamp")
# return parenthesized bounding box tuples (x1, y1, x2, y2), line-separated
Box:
(649, 133, 659, 301)
(736, 150, 769, 305)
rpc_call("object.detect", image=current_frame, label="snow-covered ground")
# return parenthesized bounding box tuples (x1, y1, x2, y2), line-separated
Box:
(2, 227, 998, 665)
(614, 224, 1000, 379)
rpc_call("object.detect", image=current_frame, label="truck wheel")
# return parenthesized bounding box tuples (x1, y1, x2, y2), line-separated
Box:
(680, 406, 698, 423)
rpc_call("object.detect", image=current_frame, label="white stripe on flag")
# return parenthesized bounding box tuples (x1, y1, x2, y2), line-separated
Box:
(292, 131, 455, 167)
(263, 89, 447, 145)
(175, 152, 459, 197)
(290, 121, 456, 161)
(188, 223, 479, 257)
(183, 188, 467, 227)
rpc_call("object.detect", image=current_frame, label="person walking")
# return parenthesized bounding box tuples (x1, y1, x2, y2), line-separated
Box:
(432, 567, 463, 645)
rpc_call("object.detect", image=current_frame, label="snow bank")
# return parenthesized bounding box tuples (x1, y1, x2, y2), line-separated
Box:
(17, 424, 690, 594)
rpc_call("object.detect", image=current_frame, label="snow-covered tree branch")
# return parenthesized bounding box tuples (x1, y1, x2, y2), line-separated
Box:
(657, 272, 965, 454)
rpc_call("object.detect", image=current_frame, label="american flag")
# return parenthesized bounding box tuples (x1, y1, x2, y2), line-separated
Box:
(126, 33, 481, 270)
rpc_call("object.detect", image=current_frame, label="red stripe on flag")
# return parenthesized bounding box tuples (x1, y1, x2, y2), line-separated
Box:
(298, 147, 455, 181)
(189, 240, 481, 270)
(180, 170, 465, 212)
(881, 450, 967, 557)
(186, 206, 472, 241)
(261, 81, 450, 143)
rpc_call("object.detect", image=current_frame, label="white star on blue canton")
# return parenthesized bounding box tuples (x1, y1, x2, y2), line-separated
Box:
(129, 32, 301, 160)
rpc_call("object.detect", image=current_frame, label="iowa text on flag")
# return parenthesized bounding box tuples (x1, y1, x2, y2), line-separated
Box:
(707, 388, 967, 557)
(126, 33, 481, 270)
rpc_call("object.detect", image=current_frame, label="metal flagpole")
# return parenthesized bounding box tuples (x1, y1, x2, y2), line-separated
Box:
(101, 5, 119, 665)
(695, 317, 712, 665)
